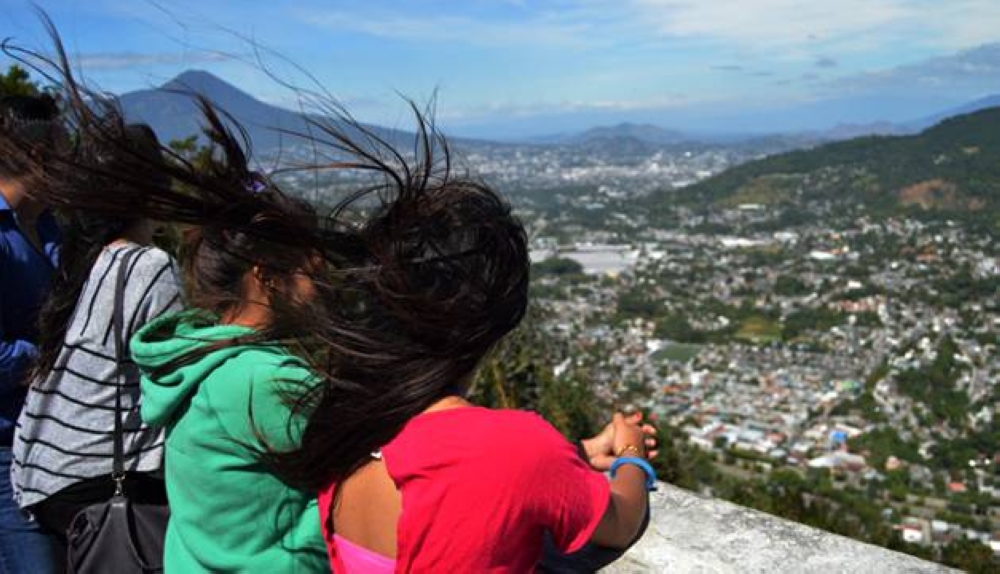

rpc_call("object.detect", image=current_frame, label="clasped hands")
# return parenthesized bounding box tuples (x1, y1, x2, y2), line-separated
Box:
(580, 412, 658, 471)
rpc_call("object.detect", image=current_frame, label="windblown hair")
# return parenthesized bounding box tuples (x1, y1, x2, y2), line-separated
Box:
(1, 19, 344, 360)
(31, 123, 167, 383)
(0, 93, 62, 176)
(3, 18, 530, 497)
(276, 133, 531, 492)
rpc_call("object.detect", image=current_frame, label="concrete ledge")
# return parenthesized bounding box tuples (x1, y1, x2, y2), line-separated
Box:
(602, 482, 957, 573)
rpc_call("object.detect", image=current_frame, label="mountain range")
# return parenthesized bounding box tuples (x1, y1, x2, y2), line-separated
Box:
(531, 94, 1000, 147)
(119, 70, 1000, 154)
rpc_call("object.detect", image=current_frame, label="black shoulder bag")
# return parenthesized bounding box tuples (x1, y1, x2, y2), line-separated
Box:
(66, 248, 170, 574)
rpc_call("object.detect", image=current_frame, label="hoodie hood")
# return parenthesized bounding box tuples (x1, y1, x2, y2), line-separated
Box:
(131, 310, 256, 427)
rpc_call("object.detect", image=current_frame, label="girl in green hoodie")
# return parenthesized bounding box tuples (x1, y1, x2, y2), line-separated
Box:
(132, 308, 326, 573)
(124, 169, 331, 570)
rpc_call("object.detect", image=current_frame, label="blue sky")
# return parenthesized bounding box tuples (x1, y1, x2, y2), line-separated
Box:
(3, 0, 1000, 138)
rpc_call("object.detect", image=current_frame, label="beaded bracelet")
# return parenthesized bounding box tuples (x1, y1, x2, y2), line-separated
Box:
(609, 456, 658, 491)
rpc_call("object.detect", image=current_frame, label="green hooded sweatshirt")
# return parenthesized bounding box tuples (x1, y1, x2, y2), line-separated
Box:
(131, 311, 327, 573)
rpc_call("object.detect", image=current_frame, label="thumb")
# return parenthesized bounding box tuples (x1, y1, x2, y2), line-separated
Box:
(589, 454, 616, 472)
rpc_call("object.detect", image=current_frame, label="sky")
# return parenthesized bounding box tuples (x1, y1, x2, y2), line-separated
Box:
(2, 0, 1000, 139)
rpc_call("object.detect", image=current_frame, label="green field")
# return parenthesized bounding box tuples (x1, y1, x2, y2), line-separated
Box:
(654, 343, 703, 363)
(735, 316, 782, 343)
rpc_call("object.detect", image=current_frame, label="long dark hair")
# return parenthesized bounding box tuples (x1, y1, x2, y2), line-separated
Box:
(31, 124, 164, 383)
(270, 126, 531, 492)
(2, 20, 531, 496)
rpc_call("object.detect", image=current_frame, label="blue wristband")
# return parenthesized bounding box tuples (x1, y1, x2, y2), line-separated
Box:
(609, 456, 658, 491)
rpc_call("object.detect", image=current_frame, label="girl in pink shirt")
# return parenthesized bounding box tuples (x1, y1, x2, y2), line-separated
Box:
(270, 111, 658, 572)
(319, 407, 651, 572)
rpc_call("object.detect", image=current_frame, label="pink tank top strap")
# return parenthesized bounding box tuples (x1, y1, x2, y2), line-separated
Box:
(332, 534, 397, 573)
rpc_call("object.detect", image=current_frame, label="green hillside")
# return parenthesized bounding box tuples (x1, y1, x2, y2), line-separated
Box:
(668, 107, 1000, 221)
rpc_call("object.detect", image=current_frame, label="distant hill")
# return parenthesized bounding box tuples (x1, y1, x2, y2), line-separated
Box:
(524, 94, 1000, 149)
(120, 70, 309, 151)
(787, 94, 1000, 141)
(908, 94, 1000, 131)
(780, 94, 1000, 142)
(666, 107, 1000, 218)
(119, 70, 420, 155)
(569, 122, 689, 145)
(526, 123, 687, 146)
(813, 120, 907, 140)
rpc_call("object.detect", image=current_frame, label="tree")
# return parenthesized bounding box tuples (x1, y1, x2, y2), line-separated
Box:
(782, 307, 844, 340)
(616, 287, 661, 321)
(655, 313, 705, 343)
(468, 305, 599, 440)
(155, 136, 218, 254)
(533, 257, 584, 278)
(895, 337, 969, 428)
(939, 539, 997, 574)
(168, 135, 214, 170)
(848, 428, 921, 469)
(774, 274, 810, 297)
(651, 424, 717, 490)
(0, 65, 40, 97)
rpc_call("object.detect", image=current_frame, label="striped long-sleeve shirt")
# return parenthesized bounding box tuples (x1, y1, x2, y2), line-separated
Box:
(11, 243, 184, 508)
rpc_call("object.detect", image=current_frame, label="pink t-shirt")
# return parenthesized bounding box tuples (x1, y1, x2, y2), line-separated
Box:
(319, 406, 611, 573)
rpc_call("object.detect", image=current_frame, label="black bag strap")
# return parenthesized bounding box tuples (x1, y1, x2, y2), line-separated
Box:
(112, 246, 139, 495)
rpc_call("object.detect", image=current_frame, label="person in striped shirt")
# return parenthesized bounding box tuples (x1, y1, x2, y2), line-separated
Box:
(11, 125, 184, 559)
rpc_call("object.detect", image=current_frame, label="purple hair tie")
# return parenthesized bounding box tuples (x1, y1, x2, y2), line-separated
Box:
(245, 172, 267, 194)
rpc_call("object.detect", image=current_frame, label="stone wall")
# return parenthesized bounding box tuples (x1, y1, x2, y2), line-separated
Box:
(602, 482, 958, 573)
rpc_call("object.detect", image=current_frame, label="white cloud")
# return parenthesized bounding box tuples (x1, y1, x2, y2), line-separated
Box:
(631, 0, 908, 48)
(77, 51, 229, 70)
(298, 1, 1000, 62)
(300, 9, 596, 49)
(437, 93, 697, 122)
(915, 0, 1000, 50)
(820, 42, 1000, 96)
(629, 0, 1000, 53)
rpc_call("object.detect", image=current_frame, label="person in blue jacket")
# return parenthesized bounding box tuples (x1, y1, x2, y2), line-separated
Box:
(0, 94, 64, 573)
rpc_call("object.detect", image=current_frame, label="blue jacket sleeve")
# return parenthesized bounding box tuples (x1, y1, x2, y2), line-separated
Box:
(0, 239, 38, 391)
(0, 340, 35, 392)
(0, 321, 37, 392)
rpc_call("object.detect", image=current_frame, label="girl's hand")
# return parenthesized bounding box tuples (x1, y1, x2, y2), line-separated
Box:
(580, 412, 658, 471)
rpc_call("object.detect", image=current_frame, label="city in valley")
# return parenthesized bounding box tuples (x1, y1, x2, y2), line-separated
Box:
(431, 130, 997, 560)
